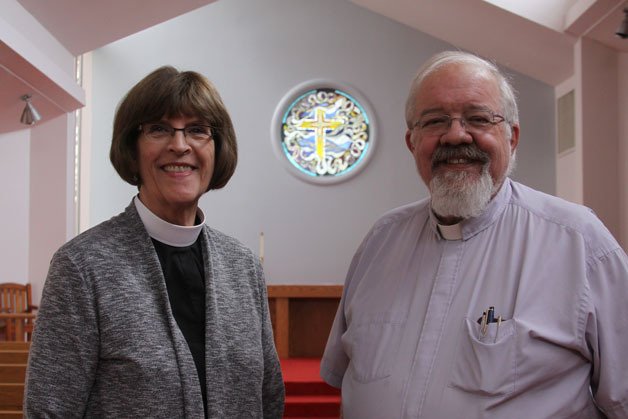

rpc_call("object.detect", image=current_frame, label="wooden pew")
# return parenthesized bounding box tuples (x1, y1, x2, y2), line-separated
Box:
(0, 313, 36, 342)
(0, 342, 30, 351)
(0, 381, 23, 418)
(0, 365, 26, 383)
(0, 412, 22, 419)
(0, 383, 23, 409)
(0, 350, 28, 364)
(0, 341, 29, 417)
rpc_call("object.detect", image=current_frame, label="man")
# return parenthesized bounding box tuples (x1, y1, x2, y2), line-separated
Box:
(320, 51, 628, 418)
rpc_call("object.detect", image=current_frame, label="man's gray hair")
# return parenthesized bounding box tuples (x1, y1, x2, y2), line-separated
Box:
(405, 51, 519, 134)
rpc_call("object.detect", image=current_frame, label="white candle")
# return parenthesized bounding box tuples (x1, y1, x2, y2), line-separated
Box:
(259, 231, 265, 264)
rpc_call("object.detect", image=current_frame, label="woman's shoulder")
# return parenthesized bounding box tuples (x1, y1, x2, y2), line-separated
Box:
(57, 204, 145, 257)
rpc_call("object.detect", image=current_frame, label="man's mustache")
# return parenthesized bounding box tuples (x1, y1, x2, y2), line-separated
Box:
(431, 145, 490, 169)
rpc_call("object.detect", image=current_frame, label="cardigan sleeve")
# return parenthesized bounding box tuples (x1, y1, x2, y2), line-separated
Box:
(24, 249, 100, 418)
(256, 259, 286, 418)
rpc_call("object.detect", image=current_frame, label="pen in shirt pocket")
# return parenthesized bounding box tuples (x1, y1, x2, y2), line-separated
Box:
(476, 306, 503, 341)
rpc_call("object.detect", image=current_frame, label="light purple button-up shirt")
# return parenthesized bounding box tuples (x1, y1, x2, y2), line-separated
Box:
(321, 178, 628, 418)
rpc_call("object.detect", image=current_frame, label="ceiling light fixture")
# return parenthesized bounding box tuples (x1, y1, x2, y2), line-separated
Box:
(616, 8, 628, 39)
(20, 94, 42, 126)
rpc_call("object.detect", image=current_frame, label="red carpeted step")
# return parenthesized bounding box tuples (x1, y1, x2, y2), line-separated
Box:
(284, 395, 341, 417)
(285, 380, 339, 395)
(281, 358, 341, 418)
(281, 358, 324, 381)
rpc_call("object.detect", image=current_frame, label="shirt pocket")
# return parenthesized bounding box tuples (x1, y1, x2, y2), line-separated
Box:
(448, 317, 516, 396)
(342, 312, 406, 383)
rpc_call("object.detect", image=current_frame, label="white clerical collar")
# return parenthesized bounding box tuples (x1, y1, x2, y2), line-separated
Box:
(437, 223, 462, 241)
(134, 196, 205, 247)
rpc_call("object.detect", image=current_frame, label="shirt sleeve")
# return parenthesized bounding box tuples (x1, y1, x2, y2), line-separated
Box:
(24, 249, 100, 417)
(320, 238, 369, 388)
(585, 247, 628, 417)
(320, 290, 349, 388)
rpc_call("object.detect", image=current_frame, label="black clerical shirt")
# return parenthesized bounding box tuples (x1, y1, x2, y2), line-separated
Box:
(152, 238, 207, 416)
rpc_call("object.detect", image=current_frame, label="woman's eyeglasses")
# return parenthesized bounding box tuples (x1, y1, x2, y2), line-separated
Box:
(139, 123, 213, 144)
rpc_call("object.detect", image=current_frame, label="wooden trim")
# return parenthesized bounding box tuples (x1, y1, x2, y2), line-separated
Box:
(274, 298, 290, 358)
(267, 285, 343, 358)
(267, 285, 343, 298)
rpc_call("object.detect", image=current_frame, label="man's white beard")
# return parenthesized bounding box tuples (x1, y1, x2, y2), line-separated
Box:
(430, 165, 494, 221)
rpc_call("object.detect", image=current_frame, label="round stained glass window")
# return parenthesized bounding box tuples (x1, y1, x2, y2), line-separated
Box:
(271, 80, 376, 184)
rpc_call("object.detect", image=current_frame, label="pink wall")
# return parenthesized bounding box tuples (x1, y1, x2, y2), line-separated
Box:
(580, 38, 620, 239)
(618, 53, 628, 249)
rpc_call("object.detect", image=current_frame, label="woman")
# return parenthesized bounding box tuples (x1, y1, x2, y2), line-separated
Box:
(24, 67, 284, 418)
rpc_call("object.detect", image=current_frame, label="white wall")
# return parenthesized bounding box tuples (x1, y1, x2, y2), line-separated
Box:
(0, 116, 75, 305)
(85, 0, 556, 284)
(26, 114, 77, 303)
(0, 130, 30, 284)
(1, 0, 81, 304)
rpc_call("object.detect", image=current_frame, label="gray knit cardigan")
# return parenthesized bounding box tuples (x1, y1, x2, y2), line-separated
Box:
(24, 202, 285, 418)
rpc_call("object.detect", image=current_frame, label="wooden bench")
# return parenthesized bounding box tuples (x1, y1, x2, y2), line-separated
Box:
(0, 412, 23, 419)
(0, 350, 28, 364)
(0, 365, 26, 383)
(0, 283, 37, 342)
(0, 313, 36, 342)
(0, 342, 30, 351)
(0, 341, 29, 417)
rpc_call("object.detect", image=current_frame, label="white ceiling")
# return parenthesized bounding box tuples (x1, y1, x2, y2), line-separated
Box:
(483, 0, 582, 32)
(15, 0, 219, 56)
(1, 0, 217, 133)
(349, 0, 627, 85)
(16, 0, 628, 76)
(2, 0, 627, 134)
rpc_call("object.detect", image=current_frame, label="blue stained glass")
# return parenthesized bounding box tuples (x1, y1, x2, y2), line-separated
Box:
(279, 87, 372, 178)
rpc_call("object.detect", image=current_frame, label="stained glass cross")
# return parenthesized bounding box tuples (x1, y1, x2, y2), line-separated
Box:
(297, 107, 343, 161)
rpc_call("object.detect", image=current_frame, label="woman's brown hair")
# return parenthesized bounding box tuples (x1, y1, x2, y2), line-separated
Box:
(110, 66, 237, 190)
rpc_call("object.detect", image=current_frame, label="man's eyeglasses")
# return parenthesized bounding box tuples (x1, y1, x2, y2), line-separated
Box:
(139, 123, 213, 144)
(413, 111, 506, 136)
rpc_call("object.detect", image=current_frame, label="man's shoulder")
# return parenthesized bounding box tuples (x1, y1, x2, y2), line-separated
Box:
(508, 180, 618, 250)
(371, 197, 430, 232)
(510, 180, 596, 223)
